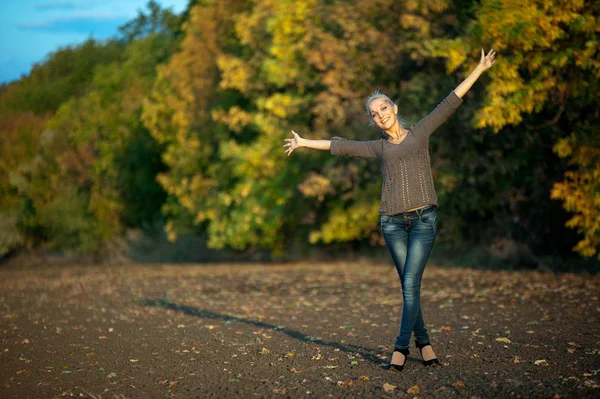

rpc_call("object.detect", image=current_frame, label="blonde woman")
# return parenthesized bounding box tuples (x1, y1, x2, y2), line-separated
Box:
(284, 49, 496, 371)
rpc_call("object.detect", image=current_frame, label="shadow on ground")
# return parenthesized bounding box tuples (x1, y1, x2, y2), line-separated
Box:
(138, 298, 389, 366)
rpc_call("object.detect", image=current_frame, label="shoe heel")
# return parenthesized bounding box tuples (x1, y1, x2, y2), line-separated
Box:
(386, 348, 409, 372)
(416, 343, 440, 366)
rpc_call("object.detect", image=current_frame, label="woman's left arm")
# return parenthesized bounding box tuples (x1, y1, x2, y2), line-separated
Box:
(454, 49, 496, 99)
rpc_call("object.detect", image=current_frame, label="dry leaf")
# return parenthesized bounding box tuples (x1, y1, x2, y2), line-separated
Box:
(407, 384, 420, 394)
(534, 359, 548, 366)
(129, 359, 138, 363)
(513, 356, 520, 364)
(259, 347, 271, 355)
(383, 383, 396, 393)
(289, 367, 296, 373)
(441, 326, 452, 332)
(452, 380, 465, 388)
(359, 376, 370, 381)
(495, 337, 511, 344)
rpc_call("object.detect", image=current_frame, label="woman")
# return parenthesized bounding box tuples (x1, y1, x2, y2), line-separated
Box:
(283, 49, 496, 371)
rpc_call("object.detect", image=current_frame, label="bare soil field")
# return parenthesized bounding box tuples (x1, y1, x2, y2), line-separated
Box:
(1, 262, 599, 398)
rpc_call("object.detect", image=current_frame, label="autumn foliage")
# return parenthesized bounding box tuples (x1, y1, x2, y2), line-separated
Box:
(0, 0, 597, 264)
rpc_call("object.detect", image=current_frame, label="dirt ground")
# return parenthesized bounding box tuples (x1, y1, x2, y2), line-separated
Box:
(1, 262, 599, 398)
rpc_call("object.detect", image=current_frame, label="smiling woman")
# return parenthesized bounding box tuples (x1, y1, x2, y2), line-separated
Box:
(284, 49, 496, 372)
(365, 91, 409, 140)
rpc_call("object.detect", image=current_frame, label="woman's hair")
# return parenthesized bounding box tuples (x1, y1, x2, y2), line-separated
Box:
(365, 90, 409, 137)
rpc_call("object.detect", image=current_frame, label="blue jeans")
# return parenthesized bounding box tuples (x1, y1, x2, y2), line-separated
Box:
(380, 206, 438, 351)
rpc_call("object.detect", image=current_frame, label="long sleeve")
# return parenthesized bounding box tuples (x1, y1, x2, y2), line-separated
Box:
(411, 91, 463, 138)
(330, 137, 382, 159)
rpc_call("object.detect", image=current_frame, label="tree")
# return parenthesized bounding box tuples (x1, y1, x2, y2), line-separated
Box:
(2, 2, 181, 253)
(143, 0, 463, 253)
(430, 0, 600, 259)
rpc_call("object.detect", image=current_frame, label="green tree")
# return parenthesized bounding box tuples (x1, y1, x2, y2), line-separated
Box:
(426, 0, 600, 259)
(2, 1, 181, 254)
(144, 0, 463, 253)
(142, 0, 247, 243)
(0, 39, 124, 116)
(0, 112, 48, 255)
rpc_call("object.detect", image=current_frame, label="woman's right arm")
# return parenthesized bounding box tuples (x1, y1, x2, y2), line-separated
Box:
(283, 130, 330, 156)
(284, 130, 380, 158)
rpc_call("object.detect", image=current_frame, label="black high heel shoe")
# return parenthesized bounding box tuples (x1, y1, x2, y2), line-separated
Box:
(386, 348, 409, 372)
(416, 343, 440, 366)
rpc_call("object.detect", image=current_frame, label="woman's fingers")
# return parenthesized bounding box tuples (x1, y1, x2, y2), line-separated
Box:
(481, 48, 495, 61)
(284, 130, 299, 156)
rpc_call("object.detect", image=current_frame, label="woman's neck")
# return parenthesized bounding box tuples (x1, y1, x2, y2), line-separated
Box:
(386, 125, 407, 142)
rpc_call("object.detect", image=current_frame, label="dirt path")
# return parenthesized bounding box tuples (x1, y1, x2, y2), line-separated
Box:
(1, 262, 599, 398)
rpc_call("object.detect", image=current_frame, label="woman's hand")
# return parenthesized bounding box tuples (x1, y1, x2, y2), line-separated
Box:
(283, 130, 302, 156)
(454, 48, 497, 98)
(479, 48, 496, 71)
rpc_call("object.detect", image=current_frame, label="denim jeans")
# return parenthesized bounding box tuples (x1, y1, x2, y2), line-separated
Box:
(380, 206, 438, 351)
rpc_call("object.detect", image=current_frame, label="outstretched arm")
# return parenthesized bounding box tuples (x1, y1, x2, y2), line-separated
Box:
(283, 130, 330, 156)
(454, 48, 496, 99)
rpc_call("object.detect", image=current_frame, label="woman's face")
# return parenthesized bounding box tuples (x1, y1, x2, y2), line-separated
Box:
(369, 98, 398, 131)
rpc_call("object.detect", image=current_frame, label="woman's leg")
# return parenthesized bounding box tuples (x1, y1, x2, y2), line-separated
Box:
(389, 211, 437, 351)
(400, 224, 436, 349)
(381, 216, 409, 356)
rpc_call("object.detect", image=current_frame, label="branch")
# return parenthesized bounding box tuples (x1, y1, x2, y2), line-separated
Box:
(526, 88, 569, 130)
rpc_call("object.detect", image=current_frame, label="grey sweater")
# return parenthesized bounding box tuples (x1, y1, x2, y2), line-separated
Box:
(330, 91, 463, 216)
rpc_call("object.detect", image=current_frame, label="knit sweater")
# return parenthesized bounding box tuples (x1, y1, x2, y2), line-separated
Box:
(330, 91, 463, 216)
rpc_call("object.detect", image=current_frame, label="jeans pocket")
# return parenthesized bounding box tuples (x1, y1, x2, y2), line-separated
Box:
(380, 215, 391, 227)
(419, 211, 438, 228)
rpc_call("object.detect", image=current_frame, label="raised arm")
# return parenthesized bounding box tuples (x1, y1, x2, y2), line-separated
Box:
(411, 48, 496, 137)
(283, 130, 330, 156)
(454, 48, 496, 98)
(283, 130, 380, 158)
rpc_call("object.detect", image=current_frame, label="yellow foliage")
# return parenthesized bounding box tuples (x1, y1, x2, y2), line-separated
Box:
(256, 94, 308, 119)
(310, 195, 380, 244)
(470, 0, 591, 131)
(551, 137, 600, 259)
(298, 172, 334, 202)
(217, 55, 255, 93)
(211, 106, 254, 133)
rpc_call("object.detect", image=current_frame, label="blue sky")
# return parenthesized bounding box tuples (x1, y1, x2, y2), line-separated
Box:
(0, 0, 189, 84)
